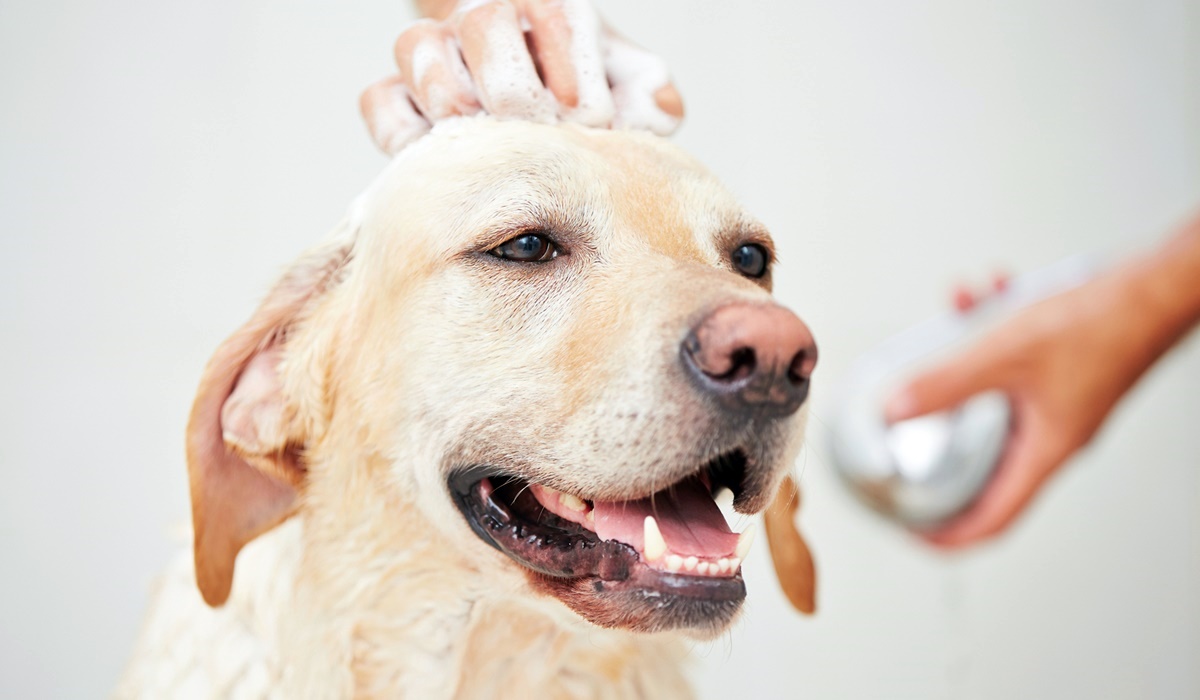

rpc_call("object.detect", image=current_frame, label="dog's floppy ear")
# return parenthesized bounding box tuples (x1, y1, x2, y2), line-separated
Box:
(764, 475, 817, 614)
(187, 236, 351, 606)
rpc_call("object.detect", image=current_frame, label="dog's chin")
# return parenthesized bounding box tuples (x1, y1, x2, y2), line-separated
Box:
(527, 563, 745, 638)
(447, 452, 762, 635)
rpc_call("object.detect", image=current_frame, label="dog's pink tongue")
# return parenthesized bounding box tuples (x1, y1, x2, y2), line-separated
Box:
(592, 478, 738, 558)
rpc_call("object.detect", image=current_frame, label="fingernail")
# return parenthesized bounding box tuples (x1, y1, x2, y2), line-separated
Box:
(653, 85, 684, 118)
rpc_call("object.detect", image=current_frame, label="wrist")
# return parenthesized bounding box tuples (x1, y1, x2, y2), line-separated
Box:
(1124, 213, 1200, 354)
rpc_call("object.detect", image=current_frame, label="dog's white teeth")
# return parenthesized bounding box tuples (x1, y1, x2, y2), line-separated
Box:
(585, 510, 595, 524)
(643, 516, 667, 562)
(650, 551, 738, 577)
(735, 524, 756, 560)
(560, 492, 587, 513)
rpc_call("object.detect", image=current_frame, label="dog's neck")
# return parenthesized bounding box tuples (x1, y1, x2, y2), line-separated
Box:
(257, 453, 695, 699)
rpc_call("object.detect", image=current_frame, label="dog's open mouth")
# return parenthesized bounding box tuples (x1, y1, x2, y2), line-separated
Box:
(449, 452, 755, 633)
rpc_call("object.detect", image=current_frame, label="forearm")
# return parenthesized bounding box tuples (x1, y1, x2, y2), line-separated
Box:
(1125, 211, 1200, 361)
(1144, 213, 1200, 334)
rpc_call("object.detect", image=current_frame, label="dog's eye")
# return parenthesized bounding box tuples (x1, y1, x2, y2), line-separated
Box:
(731, 243, 769, 278)
(490, 232, 558, 262)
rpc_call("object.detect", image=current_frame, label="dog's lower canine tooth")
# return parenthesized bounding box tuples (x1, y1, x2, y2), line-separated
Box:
(735, 524, 756, 560)
(643, 516, 667, 561)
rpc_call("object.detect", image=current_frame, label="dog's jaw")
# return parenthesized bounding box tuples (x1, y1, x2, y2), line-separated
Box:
(445, 457, 767, 637)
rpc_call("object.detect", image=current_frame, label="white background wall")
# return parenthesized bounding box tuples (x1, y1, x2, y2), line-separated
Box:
(2, 1, 1197, 697)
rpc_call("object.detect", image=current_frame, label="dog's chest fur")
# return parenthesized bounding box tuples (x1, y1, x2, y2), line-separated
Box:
(117, 519, 693, 699)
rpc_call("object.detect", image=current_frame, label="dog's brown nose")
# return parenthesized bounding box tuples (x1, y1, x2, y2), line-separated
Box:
(682, 302, 817, 417)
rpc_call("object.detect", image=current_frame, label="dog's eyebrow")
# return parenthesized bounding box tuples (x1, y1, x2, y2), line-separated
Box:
(464, 202, 599, 255)
(715, 223, 776, 263)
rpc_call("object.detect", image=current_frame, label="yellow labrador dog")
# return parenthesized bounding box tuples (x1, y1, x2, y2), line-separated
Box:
(119, 117, 816, 699)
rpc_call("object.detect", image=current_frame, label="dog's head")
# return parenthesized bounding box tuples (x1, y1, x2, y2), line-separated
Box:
(187, 118, 816, 637)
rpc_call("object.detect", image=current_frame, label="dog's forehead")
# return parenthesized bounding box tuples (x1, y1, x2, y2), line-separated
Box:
(355, 119, 762, 260)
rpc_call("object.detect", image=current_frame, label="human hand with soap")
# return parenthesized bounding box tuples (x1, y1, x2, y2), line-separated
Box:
(360, 0, 684, 154)
(886, 214, 1200, 548)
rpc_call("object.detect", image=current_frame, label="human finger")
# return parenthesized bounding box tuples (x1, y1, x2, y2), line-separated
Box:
(952, 283, 979, 312)
(454, 0, 556, 122)
(605, 32, 683, 135)
(883, 338, 1015, 423)
(359, 76, 432, 155)
(517, 0, 614, 126)
(921, 423, 1058, 548)
(393, 19, 481, 121)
